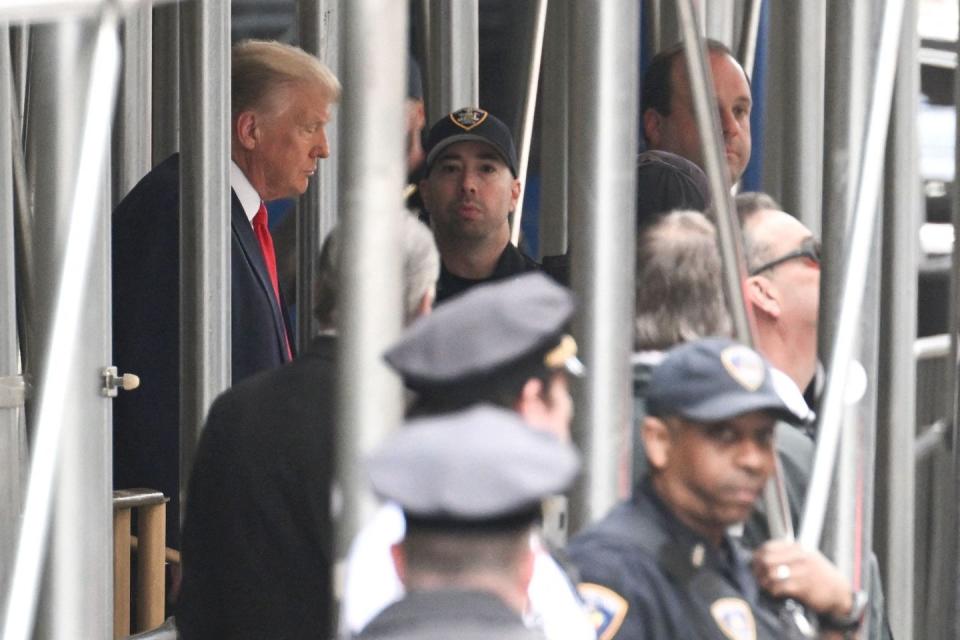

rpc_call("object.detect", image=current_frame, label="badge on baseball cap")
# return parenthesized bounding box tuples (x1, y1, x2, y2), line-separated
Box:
(424, 107, 518, 176)
(646, 337, 804, 424)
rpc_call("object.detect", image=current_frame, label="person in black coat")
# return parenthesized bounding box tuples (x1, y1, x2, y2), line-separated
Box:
(176, 214, 439, 640)
(112, 40, 340, 546)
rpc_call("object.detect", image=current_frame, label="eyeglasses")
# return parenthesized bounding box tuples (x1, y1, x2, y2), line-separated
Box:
(748, 237, 821, 276)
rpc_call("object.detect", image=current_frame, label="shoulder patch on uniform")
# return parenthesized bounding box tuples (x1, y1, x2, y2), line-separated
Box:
(709, 597, 757, 640)
(577, 582, 628, 640)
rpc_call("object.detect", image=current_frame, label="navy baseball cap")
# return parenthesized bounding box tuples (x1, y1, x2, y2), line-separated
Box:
(424, 107, 518, 176)
(635, 150, 711, 229)
(646, 337, 802, 424)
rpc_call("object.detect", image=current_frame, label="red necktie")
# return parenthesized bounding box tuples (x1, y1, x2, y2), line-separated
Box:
(252, 203, 292, 360)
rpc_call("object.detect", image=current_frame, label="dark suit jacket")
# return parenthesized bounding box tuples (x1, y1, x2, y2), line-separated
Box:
(112, 153, 292, 546)
(177, 336, 336, 640)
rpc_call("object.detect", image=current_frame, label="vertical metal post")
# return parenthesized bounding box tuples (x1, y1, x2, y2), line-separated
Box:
(0, 22, 24, 600)
(703, 0, 735, 46)
(6, 13, 119, 639)
(674, 1, 752, 342)
(568, 0, 638, 531)
(9, 26, 27, 122)
(113, 3, 152, 205)
(296, 0, 341, 350)
(674, 0, 793, 542)
(645, 0, 663, 54)
(426, 0, 478, 123)
(736, 0, 762, 80)
(336, 0, 407, 556)
(509, 0, 548, 248)
(761, 0, 825, 234)
(876, 2, 918, 636)
(152, 2, 179, 164)
(943, 6, 960, 639)
(411, 0, 430, 76)
(178, 1, 231, 526)
(801, 10, 905, 617)
(538, 0, 568, 259)
(810, 1, 886, 608)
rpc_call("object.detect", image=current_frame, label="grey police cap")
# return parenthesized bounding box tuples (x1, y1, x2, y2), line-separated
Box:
(384, 272, 582, 391)
(367, 405, 581, 524)
(646, 337, 802, 424)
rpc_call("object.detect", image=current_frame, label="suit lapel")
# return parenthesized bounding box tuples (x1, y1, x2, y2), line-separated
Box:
(231, 193, 290, 360)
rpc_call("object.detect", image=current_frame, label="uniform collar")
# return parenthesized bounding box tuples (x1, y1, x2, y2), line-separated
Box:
(637, 478, 757, 602)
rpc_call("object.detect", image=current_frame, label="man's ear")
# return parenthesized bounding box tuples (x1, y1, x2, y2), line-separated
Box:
(643, 109, 663, 148)
(642, 416, 672, 470)
(390, 543, 407, 585)
(235, 111, 259, 151)
(745, 275, 782, 319)
(510, 178, 522, 211)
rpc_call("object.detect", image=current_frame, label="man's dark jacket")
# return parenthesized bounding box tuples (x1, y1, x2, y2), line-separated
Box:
(112, 153, 293, 546)
(177, 336, 335, 639)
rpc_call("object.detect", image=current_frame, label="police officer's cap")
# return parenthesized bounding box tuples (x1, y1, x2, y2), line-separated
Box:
(384, 272, 583, 393)
(646, 337, 802, 424)
(424, 107, 518, 177)
(367, 405, 580, 529)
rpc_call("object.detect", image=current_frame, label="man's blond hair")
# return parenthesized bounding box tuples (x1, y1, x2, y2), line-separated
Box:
(232, 39, 341, 119)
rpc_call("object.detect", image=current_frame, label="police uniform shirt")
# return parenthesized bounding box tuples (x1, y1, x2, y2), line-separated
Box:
(355, 589, 545, 640)
(568, 479, 787, 640)
(340, 502, 596, 640)
(435, 242, 539, 304)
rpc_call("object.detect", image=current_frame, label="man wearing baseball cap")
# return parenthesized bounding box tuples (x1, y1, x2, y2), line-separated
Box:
(568, 337, 867, 639)
(357, 405, 580, 639)
(420, 107, 539, 303)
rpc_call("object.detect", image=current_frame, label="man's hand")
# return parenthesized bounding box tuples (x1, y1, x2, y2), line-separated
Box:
(751, 539, 853, 619)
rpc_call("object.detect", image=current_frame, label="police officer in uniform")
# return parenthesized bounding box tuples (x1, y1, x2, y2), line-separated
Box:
(419, 107, 539, 303)
(568, 338, 868, 640)
(356, 405, 580, 640)
(340, 273, 594, 640)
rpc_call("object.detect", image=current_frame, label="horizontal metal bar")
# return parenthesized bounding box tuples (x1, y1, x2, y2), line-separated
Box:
(113, 490, 168, 511)
(919, 47, 957, 69)
(916, 419, 948, 461)
(0, 0, 174, 22)
(915, 334, 951, 361)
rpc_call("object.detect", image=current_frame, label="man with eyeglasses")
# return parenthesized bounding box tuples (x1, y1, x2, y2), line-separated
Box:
(736, 192, 821, 398)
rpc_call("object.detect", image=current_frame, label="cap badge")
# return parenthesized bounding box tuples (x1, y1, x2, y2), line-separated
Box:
(710, 598, 757, 640)
(720, 345, 765, 392)
(450, 107, 488, 131)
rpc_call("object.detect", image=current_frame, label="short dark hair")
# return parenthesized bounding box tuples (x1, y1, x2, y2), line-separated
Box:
(634, 210, 732, 350)
(400, 526, 530, 585)
(641, 39, 738, 144)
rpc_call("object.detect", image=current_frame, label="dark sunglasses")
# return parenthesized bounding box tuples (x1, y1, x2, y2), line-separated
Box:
(748, 237, 821, 276)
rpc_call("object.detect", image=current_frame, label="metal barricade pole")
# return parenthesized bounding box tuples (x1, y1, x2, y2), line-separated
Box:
(1, 9, 120, 638)
(567, 0, 638, 531)
(426, 0, 478, 123)
(177, 0, 232, 531)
